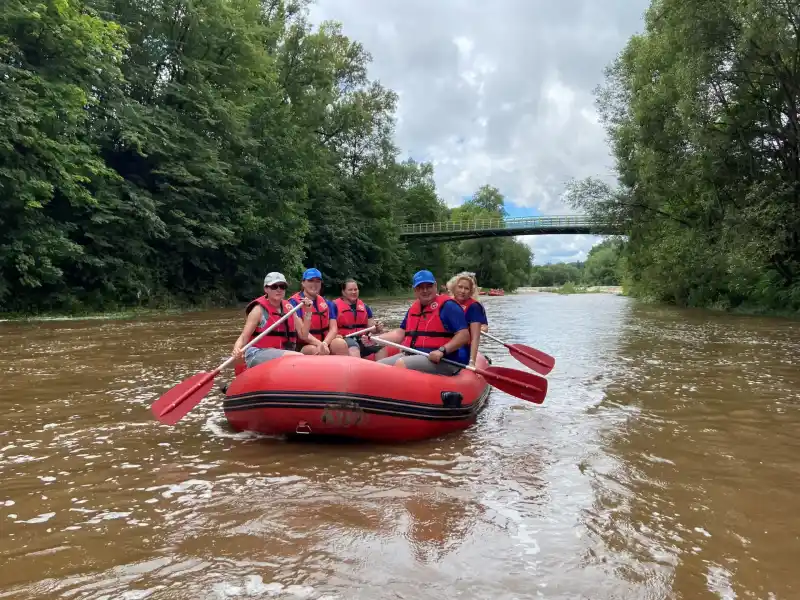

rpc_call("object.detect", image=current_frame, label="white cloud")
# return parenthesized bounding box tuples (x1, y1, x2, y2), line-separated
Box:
(520, 234, 605, 265)
(308, 0, 648, 263)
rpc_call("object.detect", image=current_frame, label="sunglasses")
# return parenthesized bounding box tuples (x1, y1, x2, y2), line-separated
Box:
(267, 284, 287, 290)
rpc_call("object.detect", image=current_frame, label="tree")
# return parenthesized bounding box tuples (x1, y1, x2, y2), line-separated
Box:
(449, 186, 532, 291)
(567, 0, 800, 312)
(0, 0, 455, 313)
(582, 238, 624, 286)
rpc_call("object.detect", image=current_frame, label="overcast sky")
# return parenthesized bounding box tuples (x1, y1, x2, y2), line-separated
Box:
(308, 0, 650, 264)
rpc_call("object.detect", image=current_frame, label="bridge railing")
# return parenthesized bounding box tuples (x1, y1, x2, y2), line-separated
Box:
(399, 214, 605, 235)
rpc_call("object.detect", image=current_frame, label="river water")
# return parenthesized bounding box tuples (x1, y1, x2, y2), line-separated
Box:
(1, 293, 799, 599)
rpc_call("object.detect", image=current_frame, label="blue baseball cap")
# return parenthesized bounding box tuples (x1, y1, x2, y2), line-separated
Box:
(412, 269, 436, 288)
(302, 267, 322, 281)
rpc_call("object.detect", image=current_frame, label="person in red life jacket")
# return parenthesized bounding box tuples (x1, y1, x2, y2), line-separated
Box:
(372, 270, 470, 375)
(333, 278, 386, 358)
(446, 271, 489, 367)
(288, 267, 349, 356)
(231, 272, 314, 368)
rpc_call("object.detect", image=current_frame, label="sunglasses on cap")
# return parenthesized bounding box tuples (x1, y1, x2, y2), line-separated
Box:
(267, 283, 287, 290)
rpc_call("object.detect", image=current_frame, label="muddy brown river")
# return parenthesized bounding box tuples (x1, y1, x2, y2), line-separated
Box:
(1, 293, 799, 599)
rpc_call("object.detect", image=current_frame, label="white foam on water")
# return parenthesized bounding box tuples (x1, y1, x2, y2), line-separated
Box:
(158, 479, 214, 499)
(705, 564, 737, 599)
(480, 490, 541, 557)
(203, 416, 271, 440)
(15, 512, 56, 524)
(84, 511, 132, 524)
(695, 527, 712, 538)
(208, 576, 328, 599)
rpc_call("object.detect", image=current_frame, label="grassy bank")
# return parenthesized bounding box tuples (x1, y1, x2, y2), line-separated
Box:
(517, 284, 625, 295)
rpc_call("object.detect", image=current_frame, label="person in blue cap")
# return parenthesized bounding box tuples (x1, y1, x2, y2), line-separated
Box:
(288, 267, 349, 356)
(372, 269, 471, 375)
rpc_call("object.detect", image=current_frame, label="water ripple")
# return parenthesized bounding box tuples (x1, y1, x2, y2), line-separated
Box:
(2, 297, 799, 599)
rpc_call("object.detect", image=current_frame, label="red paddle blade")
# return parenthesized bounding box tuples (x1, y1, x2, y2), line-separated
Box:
(508, 344, 555, 375)
(482, 365, 548, 404)
(151, 371, 217, 425)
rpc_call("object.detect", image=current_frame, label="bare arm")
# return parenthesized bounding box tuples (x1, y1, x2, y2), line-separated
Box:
(445, 328, 471, 356)
(293, 313, 309, 341)
(468, 322, 482, 365)
(232, 309, 262, 359)
(373, 327, 406, 344)
(294, 299, 315, 342)
(426, 327, 471, 364)
(367, 316, 385, 333)
(324, 319, 339, 345)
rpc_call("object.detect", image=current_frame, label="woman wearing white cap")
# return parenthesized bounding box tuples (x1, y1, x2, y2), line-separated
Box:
(231, 272, 314, 368)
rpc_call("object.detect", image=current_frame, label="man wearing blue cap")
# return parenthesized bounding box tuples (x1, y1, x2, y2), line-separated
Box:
(372, 269, 471, 375)
(288, 267, 349, 356)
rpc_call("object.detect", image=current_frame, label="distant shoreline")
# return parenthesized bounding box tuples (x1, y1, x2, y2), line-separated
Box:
(515, 286, 624, 295)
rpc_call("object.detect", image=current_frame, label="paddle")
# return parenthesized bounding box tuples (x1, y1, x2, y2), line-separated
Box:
(371, 338, 548, 404)
(151, 301, 304, 425)
(481, 331, 556, 376)
(344, 326, 376, 338)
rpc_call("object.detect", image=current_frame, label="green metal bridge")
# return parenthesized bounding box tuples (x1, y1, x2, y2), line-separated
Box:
(398, 214, 622, 243)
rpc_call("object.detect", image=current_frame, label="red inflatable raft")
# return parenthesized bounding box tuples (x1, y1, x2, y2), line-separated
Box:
(223, 353, 492, 442)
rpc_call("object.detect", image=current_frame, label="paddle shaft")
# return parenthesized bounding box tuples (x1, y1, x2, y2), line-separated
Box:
(371, 337, 541, 391)
(158, 301, 304, 416)
(344, 326, 376, 338)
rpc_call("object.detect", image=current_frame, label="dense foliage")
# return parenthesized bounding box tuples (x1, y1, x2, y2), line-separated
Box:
(567, 0, 800, 313)
(0, 0, 533, 314)
(529, 239, 625, 287)
(448, 185, 534, 293)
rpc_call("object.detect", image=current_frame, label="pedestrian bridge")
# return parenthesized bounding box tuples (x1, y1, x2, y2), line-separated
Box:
(398, 214, 622, 243)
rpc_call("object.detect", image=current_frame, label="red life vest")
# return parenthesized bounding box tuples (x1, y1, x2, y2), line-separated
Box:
(333, 298, 369, 335)
(245, 297, 297, 350)
(290, 291, 330, 338)
(403, 293, 457, 351)
(457, 297, 476, 312)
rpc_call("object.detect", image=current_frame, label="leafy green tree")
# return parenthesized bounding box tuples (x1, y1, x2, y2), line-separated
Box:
(0, 0, 129, 311)
(581, 238, 624, 286)
(567, 0, 800, 312)
(0, 0, 539, 313)
(529, 263, 584, 287)
(449, 186, 532, 291)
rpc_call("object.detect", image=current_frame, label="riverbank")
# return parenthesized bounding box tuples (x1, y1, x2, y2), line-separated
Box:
(517, 284, 625, 295)
(0, 286, 630, 323)
(0, 306, 199, 323)
(0, 290, 418, 323)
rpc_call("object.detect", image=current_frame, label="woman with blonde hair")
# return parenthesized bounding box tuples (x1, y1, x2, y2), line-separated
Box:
(446, 272, 489, 366)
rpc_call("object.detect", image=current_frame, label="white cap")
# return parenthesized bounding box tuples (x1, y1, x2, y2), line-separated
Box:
(263, 272, 287, 286)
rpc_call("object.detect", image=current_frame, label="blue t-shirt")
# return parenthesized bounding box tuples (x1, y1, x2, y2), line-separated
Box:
(400, 299, 469, 363)
(465, 301, 488, 325)
(288, 292, 338, 321)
